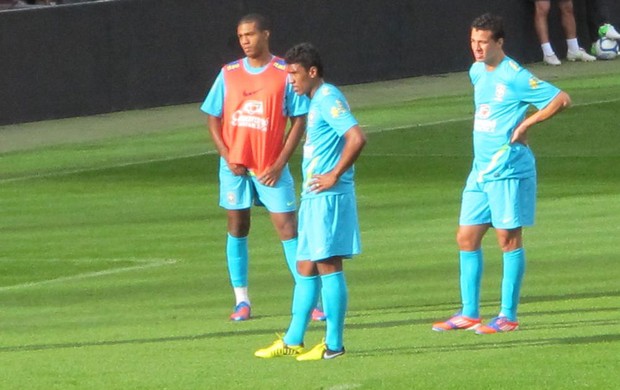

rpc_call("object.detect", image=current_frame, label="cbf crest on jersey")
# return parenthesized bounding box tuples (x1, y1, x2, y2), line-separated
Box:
(308, 110, 316, 127)
(494, 83, 506, 102)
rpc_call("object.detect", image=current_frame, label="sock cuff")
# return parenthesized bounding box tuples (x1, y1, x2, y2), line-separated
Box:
(320, 271, 344, 281)
(298, 274, 319, 281)
(227, 233, 248, 242)
(504, 247, 525, 256)
(281, 237, 298, 245)
(460, 249, 482, 255)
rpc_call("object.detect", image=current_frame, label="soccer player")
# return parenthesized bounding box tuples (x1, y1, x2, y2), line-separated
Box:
(432, 13, 571, 334)
(200, 14, 310, 321)
(255, 42, 366, 360)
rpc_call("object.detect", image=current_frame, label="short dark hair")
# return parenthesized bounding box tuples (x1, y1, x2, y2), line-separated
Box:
(238, 13, 271, 32)
(471, 13, 505, 41)
(284, 42, 324, 77)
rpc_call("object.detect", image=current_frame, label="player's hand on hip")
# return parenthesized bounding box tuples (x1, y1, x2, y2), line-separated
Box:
(311, 173, 337, 193)
(510, 125, 529, 145)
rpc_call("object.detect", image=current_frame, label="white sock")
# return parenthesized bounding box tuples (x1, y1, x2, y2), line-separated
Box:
(541, 42, 555, 56)
(233, 287, 250, 306)
(566, 38, 579, 52)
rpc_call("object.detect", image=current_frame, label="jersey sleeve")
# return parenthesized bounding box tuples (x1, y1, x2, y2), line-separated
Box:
(319, 88, 358, 137)
(513, 68, 561, 110)
(200, 70, 225, 117)
(284, 82, 310, 117)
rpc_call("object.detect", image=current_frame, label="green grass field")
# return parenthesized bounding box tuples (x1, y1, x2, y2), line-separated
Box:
(1, 61, 619, 389)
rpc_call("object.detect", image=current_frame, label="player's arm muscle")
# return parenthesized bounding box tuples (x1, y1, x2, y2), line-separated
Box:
(511, 91, 571, 144)
(312, 125, 366, 192)
(207, 115, 229, 160)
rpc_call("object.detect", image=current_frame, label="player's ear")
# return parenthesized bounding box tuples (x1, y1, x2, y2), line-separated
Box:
(497, 37, 504, 47)
(309, 66, 318, 78)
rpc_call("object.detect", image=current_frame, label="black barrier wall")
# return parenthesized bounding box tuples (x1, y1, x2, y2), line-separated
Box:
(0, 0, 617, 125)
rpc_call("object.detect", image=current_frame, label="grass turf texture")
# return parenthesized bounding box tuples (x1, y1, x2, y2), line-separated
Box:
(1, 61, 619, 389)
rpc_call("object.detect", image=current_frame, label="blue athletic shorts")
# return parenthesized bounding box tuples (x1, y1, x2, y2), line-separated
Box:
(459, 173, 537, 229)
(297, 192, 362, 261)
(218, 157, 296, 213)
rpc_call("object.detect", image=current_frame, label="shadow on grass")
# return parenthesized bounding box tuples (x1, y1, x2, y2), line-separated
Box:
(354, 333, 620, 357)
(3, 291, 617, 354)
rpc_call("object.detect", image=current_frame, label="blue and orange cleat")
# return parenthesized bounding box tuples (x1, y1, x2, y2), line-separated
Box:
(432, 312, 481, 331)
(475, 316, 519, 334)
(311, 308, 326, 321)
(230, 301, 251, 321)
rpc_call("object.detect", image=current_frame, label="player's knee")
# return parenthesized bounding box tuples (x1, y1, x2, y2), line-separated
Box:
(496, 229, 522, 252)
(456, 231, 479, 251)
(297, 260, 317, 277)
(272, 212, 296, 240)
(228, 219, 251, 237)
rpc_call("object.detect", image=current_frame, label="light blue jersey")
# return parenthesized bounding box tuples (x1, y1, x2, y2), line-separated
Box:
(470, 56, 560, 182)
(301, 83, 359, 198)
(200, 57, 309, 118)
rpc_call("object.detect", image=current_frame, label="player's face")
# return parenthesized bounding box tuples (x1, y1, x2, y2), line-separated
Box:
(470, 28, 504, 66)
(286, 63, 316, 96)
(237, 22, 269, 58)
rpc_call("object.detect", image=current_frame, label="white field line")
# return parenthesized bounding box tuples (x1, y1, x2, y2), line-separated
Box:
(0, 151, 218, 184)
(0, 258, 177, 292)
(325, 384, 363, 390)
(2, 97, 617, 184)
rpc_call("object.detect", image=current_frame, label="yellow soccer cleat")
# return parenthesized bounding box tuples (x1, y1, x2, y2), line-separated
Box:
(254, 335, 304, 358)
(296, 340, 345, 361)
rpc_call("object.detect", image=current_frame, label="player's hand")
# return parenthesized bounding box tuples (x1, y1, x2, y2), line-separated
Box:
(310, 173, 337, 193)
(258, 165, 283, 187)
(228, 163, 248, 176)
(510, 124, 529, 145)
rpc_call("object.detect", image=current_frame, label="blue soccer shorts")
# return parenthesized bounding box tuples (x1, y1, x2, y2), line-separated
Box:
(459, 174, 537, 229)
(218, 157, 296, 213)
(297, 192, 362, 261)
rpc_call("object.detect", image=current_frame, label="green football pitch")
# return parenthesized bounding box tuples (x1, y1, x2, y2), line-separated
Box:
(1, 61, 619, 389)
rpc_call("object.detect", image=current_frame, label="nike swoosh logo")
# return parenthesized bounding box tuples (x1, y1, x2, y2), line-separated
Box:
(243, 88, 263, 96)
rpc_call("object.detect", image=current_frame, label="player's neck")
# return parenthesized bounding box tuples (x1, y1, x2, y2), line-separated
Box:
(246, 52, 273, 68)
(308, 80, 324, 99)
(484, 52, 505, 71)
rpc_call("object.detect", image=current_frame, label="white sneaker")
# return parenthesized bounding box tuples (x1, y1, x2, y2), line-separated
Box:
(566, 48, 597, 62)
(543, 54, 561, 66)
(600, 24, 620, 40)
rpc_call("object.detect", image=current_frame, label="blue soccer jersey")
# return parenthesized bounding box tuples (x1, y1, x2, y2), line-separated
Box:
(200, 57, 309, 118)
(302, 83, 359, 198)
(469, 56, 561, 182)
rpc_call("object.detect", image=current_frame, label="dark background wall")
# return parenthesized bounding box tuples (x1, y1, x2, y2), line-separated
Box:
(0, 0, 617, 125)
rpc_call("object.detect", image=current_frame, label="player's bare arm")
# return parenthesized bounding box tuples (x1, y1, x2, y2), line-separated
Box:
(258, 115, 306, 187)
(510, 91, 571, 144)
(312, 125, 366, 193)
(207, 114, 247, 176)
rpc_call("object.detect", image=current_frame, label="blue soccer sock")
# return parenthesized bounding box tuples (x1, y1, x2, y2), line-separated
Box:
(460, 249, 483, 319)
(281, 238, 300, 282)
(321, 271, 348, 352)
(226, 233, 249, 288)
(500, 248, 526, 321)
(284, 274, 320, 346)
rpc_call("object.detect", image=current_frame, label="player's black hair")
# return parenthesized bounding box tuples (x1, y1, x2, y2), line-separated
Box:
(238, 13, 271, 32)
(471, 13, 505, 41)
(284, 42, 324, 77)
